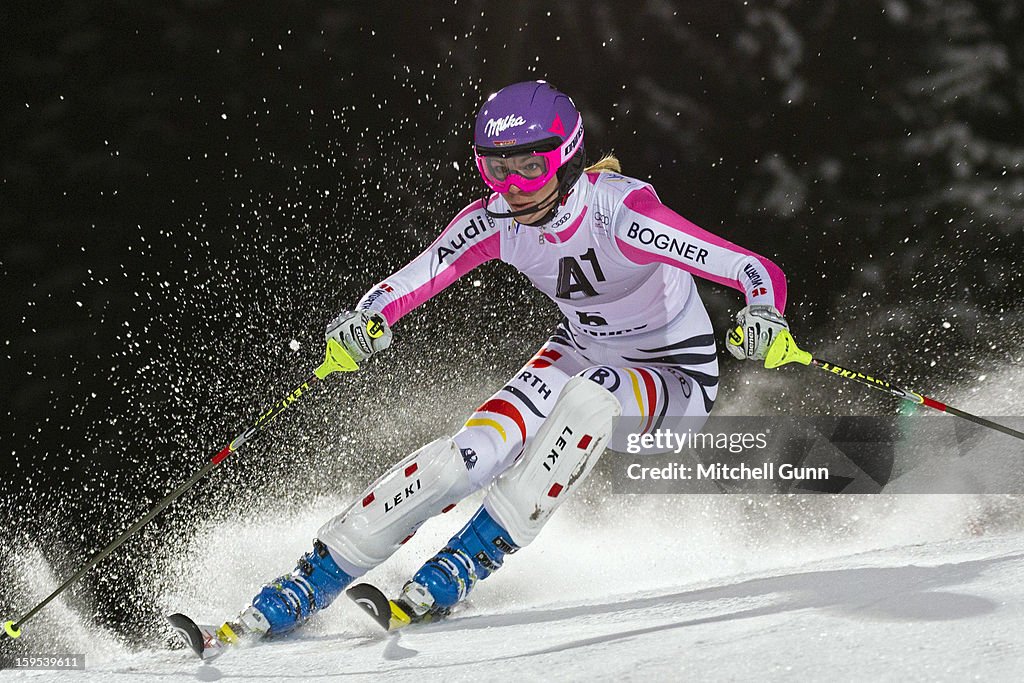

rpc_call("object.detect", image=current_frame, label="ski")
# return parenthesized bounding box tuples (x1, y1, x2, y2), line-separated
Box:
(167, 613, 231, 660)
(346, 583, 413, 632)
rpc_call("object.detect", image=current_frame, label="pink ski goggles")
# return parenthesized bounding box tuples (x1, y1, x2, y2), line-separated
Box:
(475, 116, 583, 194)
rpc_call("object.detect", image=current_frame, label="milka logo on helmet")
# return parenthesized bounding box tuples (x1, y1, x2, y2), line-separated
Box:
(485, 114, 526, 137)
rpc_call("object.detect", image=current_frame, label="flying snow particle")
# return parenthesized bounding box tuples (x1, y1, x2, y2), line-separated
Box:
(941, 321, 951, 329)
(472, 279, 482, 287)
(289, 339, 301, 351)
(453, 161, 460, 171)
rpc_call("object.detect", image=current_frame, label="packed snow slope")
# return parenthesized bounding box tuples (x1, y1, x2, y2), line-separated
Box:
(3, 493, 1024, 682)
(3, 336, 1023, 681)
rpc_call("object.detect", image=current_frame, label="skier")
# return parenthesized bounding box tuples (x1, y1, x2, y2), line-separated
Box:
(217, 80, 791, 642)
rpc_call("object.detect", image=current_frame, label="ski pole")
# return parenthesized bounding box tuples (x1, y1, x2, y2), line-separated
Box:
(1, 339, 358, 642)
(764, 330, 1024, 442)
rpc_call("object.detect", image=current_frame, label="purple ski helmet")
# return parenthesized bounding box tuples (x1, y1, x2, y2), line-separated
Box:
(474, 81, 586, 222)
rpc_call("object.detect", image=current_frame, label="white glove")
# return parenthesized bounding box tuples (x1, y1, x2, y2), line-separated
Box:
(325, 310, 392, 363)
(725, 304, 789, 361)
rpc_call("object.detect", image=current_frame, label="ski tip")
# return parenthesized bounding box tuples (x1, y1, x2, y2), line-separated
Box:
(346, 583, 411, 632)
(167, 613, 205, 659)
(347, 584, 393, 631)
(167, 612, 225, 661)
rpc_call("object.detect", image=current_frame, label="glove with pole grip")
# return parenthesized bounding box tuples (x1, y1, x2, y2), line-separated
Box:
(325, 310, 393, 364)
(725, 304, 790, 362)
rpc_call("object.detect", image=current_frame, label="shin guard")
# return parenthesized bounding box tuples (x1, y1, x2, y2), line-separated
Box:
(485, 376, 621, 546)
(318, 438, 475, 573)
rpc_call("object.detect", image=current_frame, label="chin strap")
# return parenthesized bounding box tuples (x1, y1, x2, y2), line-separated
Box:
(482, 185, 562, 224)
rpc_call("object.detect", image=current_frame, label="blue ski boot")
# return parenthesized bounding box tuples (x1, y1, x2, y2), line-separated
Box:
(231, 538, 355, 638)
(392, 506, 519, 625)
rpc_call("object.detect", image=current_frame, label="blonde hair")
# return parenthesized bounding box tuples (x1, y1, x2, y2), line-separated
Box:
(585, 153, 622, 174)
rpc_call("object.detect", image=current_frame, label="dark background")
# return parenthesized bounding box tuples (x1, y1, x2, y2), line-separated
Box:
(2, 0, 1022, 649)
